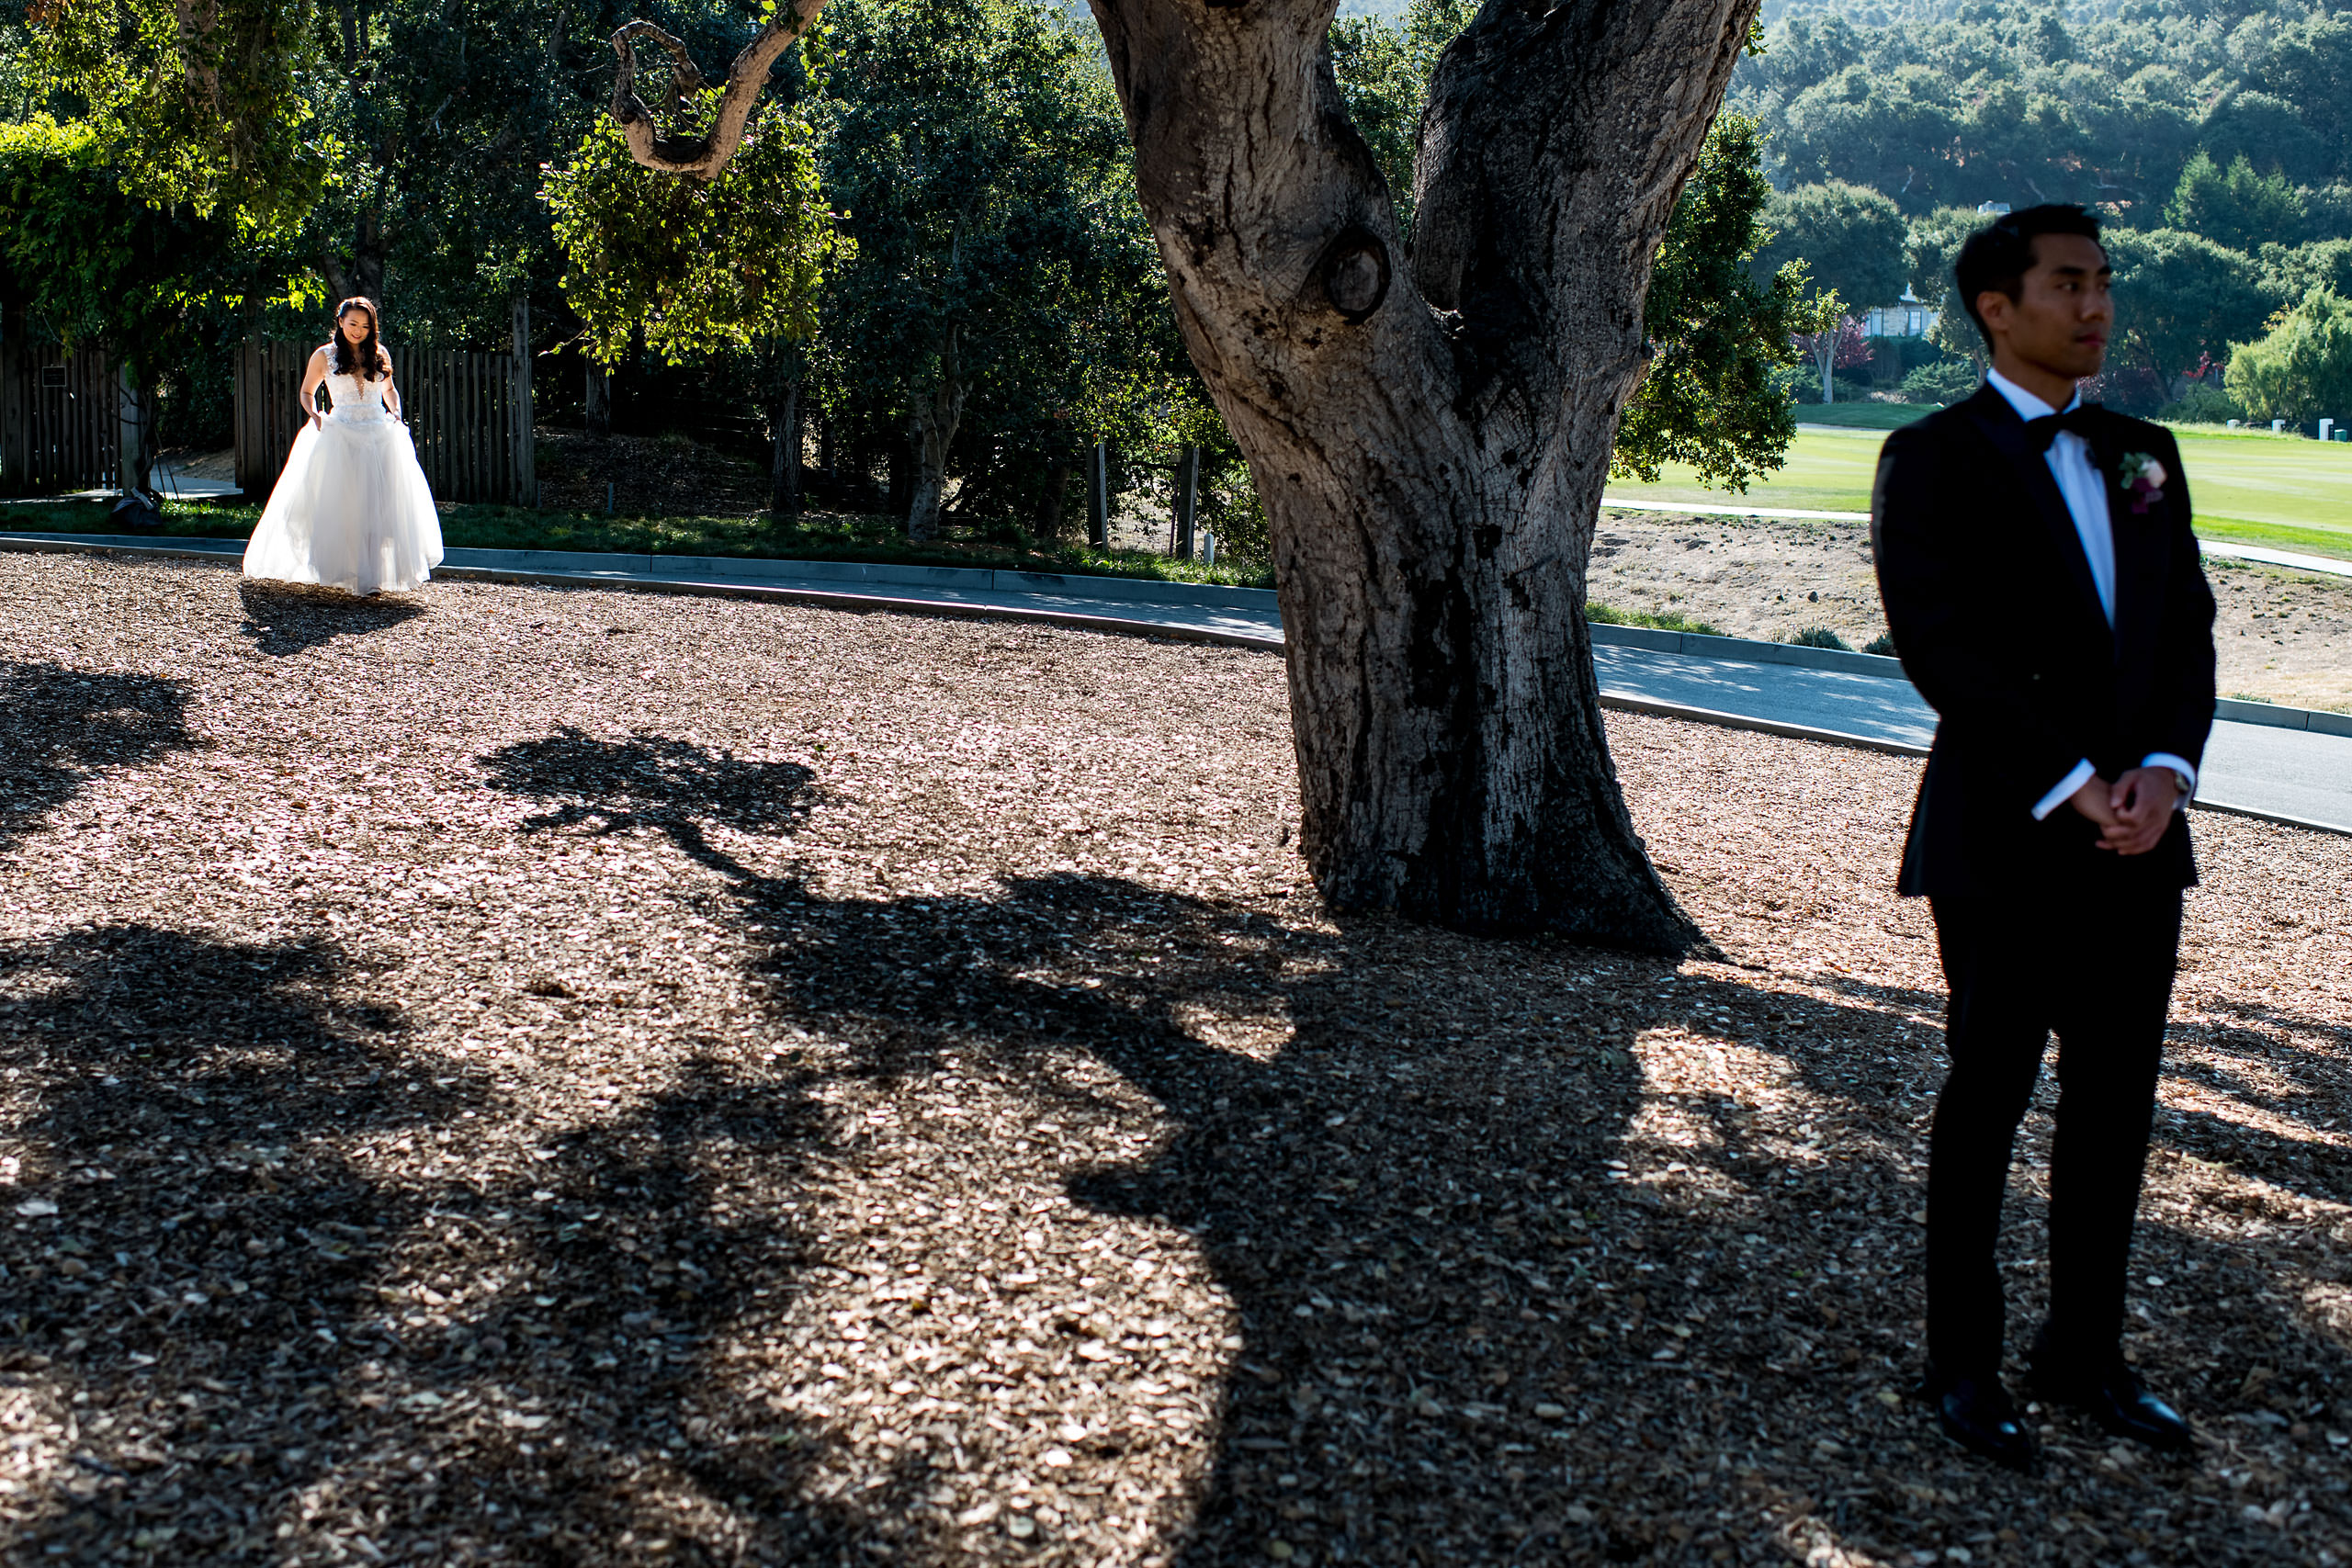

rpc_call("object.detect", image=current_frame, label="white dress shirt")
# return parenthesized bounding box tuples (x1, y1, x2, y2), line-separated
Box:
(1982, 368, 2199, 819)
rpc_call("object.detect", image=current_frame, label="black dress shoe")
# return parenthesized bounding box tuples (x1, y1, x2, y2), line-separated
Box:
(1915, 1368, 2038, 1472)
(2028, 1359, 2193, 1452)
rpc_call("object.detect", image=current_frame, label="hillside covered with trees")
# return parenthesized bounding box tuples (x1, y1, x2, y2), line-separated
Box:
(1729, 0, 2352, 420)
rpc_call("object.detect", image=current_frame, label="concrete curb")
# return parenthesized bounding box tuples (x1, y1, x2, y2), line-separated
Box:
(1587, 621, 1904, 679)
(2213, 695, 2352, 738)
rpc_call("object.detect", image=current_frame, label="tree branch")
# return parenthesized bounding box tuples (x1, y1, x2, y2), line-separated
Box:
(609, 6, 823, 182)
(1412, 0, 1760, 411)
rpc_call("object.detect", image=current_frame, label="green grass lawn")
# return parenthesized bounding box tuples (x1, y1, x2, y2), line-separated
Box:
(1605, 418, 2352, 561)
(0, 497, 1278, 589)
(1605, 423, 1890, 514)
(1789, 402, 1933, 431)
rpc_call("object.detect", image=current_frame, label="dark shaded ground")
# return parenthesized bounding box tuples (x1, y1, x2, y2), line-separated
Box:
(1, 551, 2347, 1567)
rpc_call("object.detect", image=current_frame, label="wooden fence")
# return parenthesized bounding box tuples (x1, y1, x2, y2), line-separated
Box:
(0, 335, 118, 496)
(236, 327, 535, 506)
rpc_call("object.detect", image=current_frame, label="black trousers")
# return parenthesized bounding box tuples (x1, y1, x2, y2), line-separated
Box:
(1924, 886, 2183, 1378)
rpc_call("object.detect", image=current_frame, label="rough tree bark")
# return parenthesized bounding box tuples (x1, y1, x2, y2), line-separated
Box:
(605, 0, 1757, 950)
(770, 355, 803, 519)
(1036, 446, 1073, 540)
(905, 322, 964, 543)
(584, 361, 612, 439)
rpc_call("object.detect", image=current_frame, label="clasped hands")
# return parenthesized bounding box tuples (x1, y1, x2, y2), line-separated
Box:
(2070, 767, 2180, 855)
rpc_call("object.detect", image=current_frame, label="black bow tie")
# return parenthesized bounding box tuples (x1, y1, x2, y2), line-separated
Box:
(2020, 404, 2101, 453)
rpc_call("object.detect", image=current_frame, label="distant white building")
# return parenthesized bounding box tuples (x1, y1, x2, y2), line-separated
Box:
(1976, 201, 2012, 216)
(1863, 287, 1939, 339)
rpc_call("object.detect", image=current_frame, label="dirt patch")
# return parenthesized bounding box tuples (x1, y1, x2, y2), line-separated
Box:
(1594, 508, 2352, 712)
(1, 551, 2346, 1565)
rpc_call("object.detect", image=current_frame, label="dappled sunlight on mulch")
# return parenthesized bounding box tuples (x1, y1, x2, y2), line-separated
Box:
(1, 549, 2346, 1565)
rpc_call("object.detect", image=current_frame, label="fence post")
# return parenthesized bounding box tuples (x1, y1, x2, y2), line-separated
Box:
(511, 298, 535, 506)
(1086, 440, 1109, 548)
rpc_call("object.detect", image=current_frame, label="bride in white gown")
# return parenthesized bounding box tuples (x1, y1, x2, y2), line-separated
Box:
(243, 297, 445, 595)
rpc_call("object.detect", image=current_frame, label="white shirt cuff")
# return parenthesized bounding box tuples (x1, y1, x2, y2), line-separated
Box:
(2033, 759, 2098, 821)
(2143, 752, 2198, 806)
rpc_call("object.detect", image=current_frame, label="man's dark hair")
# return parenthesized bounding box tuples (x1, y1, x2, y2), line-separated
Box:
(1952, 204, 2105, 347)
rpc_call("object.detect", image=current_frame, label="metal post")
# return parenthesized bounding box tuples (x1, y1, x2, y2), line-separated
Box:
(1086, 440, 1110, 548)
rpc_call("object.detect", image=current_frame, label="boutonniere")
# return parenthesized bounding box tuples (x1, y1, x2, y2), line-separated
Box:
(2116, 451, 2167, 514)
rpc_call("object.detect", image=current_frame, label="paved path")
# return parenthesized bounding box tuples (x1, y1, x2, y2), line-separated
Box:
(6, 529, 2346, 834)
(1592, 642, 2352, 834)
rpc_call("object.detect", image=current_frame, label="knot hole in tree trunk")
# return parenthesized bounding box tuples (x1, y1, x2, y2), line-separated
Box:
(1316, 227, 1390, 324)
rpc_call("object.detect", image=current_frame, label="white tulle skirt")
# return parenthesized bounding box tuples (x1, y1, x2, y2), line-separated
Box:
(243, 413, 445, 595)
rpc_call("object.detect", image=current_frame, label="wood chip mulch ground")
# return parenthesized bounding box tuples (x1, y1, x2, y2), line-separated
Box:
(2, 549, 2347, 1567)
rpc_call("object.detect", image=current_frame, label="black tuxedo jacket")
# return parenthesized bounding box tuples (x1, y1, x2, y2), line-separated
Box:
(1870, 384, 2217, 898)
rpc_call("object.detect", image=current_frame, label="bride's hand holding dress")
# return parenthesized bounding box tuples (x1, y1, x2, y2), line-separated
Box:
(243, 344, 444, 596)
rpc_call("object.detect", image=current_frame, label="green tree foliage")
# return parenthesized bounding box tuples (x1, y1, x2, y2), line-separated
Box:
(1615, 116, 1836, 488)
(2166, 152, 2306, 255)
(1327, 0, 1473, 238)
(2, 2, 325, 484)
(545, 87, 841, 367)
(27, 0, 330, 231)
(299, 0, 644, 346)
(809, 0, 1197, 537)
(0, 118, 272, 352)
(1734, 1, 2352, 220)
(1749, 179, 1906, 309)
(2262, 237, 2352, 303)
(2225, 290, 2352, 422)
(1903, 203, 1985, 363)
(2104, 226, 2278, 380)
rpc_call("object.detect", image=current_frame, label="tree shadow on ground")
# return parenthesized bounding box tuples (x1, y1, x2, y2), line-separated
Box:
(478, 726, 817, 882)
(236, 581, 425, 657)
(0, 661, 195, 851)
(473, 730, 2352, 1564)
(8, 728, 2343, 1564)
(0, 918, 926, 1562)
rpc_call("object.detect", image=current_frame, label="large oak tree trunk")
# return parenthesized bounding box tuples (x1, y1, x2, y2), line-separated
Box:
(1083, 0, 1754, 948)
(605, 0, 1755, 951)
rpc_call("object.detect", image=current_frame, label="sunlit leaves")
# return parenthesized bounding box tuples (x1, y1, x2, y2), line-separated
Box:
(26, 0, 331, 232)
(1612, 116, 1836, 492)
(0, 117, 310, 373)
(544, 88, 846, 367)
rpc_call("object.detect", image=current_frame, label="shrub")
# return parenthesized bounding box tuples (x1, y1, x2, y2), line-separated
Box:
(1900, 360, 1978, 404)
(1781, 625, 1852, 650)
(1586, 603, 1724, 637)
(2225, 291, 2352, 423)
(1863, 632, 1896, 657)
(2156, 383, 2245, 424)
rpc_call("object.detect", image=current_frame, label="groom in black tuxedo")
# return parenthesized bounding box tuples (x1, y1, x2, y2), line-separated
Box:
(1871, 204, 2216, 1469)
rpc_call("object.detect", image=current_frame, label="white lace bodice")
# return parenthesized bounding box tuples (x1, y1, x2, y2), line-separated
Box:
(323, 367, 394, 421)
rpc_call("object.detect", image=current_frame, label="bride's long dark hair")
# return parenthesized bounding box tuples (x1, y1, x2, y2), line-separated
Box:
(329, 298, 391, 382)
